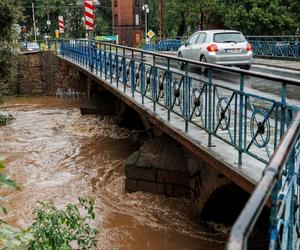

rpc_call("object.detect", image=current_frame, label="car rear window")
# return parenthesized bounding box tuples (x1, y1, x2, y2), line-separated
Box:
(213, 33, 246, 43)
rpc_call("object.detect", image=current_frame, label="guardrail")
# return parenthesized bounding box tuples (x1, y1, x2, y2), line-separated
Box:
(60, 39, 300, 166)
(246, 36, 300, 60)
(142, 39, 183, 52)
(227, 111, 300, 250)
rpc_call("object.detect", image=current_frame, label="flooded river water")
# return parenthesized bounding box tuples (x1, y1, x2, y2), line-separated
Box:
(0, 97, 226, 250)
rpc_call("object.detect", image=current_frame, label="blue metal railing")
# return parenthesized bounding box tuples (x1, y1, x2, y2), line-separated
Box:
(227, 111, 300, 250)
(246, 36, 300, 60)
(142, 39, 183, 52)
(60, 39, 300, 166)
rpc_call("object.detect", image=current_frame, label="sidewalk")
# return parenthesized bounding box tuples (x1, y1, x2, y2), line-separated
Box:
(253, 58, 300, 71)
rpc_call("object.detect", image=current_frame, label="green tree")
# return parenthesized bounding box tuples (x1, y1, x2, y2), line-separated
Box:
(0, 0, 21, 103)
(287, 0, 300, 34)
(147, 0, 299, 38)
(0, 0, 19, 80)
(219, 0, 297, 35)
(19, 0, 112, 40)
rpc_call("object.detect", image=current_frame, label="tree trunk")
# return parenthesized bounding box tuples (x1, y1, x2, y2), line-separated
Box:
(200, 12, 204, 30)
(177, 12, 185, 37)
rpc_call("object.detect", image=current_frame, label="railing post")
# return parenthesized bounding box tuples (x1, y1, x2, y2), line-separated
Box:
(280, 83, 287, 138)
(95, 43, 98, 75)
(167, 58, 172, 121)
(152, 56, 157, 112)
(104, 45, 107, 81)
(208, 68, 213, 146)
(152, 65, 157, 112)
(83, 40, 85, 66)
(115, 47, 119, 88)
(238, 73, 245, 166)
(60, 39, 64, 57)
(110, 45, 113, 84)
(268, 179, 280, 250)
(283, 134, 296, 249)
(184, 62, 190, 133)
(131, 50, 135, 98)
(99, 44, 103, 77)
(88, 37, 92, 72)
(141, 52, 145, 105)
(122, 48, 126, 93)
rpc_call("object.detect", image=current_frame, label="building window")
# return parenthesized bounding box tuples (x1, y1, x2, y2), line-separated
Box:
(135, 0, 139, 6)
(114, 14, 118, 26)
(114, 0, 118, 7)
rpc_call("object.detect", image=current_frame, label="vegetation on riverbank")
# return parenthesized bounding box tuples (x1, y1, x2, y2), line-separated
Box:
(0, 157, 98, 249)
(0, 0, 21, 104)
(0, 114, 14, 126)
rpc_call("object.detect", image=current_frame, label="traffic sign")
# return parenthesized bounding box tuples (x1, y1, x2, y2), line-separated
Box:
(85, 0, 95, 31)
(147, 30, 155, 39)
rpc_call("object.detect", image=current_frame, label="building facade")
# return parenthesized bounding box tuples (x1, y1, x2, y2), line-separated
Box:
(112, 0, 143, 46)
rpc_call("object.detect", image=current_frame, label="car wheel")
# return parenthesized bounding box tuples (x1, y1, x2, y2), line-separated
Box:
(200, 56, 208, 74)
(240, 64, 251, 70)
(178, 53, 185, 70)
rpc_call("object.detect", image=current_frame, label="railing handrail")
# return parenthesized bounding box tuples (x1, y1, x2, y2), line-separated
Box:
(227, 111, 300, 250)
(246, 35, 300, 38)
(64, 39, 300, 87)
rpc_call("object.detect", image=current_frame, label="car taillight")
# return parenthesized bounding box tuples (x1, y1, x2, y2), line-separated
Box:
(207, 44, 218, 52)
(246, 43, 253, 51)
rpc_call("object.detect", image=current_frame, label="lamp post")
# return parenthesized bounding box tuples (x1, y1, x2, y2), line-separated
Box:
(142, 4, 149, 44)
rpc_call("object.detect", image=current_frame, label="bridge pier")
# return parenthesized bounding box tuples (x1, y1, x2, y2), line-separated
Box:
(81, 81, 117, 115)
(125, 135, 231, 213)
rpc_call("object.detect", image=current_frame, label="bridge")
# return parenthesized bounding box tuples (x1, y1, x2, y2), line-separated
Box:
(143, 36, 300, 61)
(51, 39, 300, 249)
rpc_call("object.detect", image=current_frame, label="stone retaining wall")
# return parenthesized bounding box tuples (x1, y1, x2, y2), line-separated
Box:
(5, 52, 85, 96)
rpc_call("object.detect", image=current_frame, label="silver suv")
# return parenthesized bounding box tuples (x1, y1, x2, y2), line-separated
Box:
(178, 30, 253, 72)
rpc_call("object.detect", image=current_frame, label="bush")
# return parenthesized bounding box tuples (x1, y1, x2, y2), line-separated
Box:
(28, 197, 98, 250)
(0, 114, 13, 126)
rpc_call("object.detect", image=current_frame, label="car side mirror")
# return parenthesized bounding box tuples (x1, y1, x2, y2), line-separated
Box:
(185, 41, 189, 47)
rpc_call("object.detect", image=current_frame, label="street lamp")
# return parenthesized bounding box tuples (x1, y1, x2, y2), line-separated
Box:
(142, 4, 149, 44)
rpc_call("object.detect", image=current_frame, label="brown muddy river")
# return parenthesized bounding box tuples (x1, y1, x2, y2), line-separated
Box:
(0, 97, 226, 250)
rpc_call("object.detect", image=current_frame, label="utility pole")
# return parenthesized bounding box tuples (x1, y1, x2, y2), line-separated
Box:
(159, 0, 165, 40)
(47, 0, 51, 30)
(46, 0, 51, 48)
(142, 4, 149, 44)
(32, 0, 37, 41)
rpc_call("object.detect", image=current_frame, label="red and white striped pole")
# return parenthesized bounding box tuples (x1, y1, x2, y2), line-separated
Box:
(84, 0, 95, 71)
(84, 0, 95, 31)
(58, 15, 65, 35)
